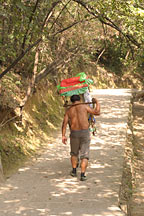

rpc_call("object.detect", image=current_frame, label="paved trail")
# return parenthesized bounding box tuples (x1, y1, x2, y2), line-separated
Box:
(0, 89, 132, 216)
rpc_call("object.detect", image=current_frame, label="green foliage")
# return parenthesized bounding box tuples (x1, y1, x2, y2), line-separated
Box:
(0, 0, 143, 86)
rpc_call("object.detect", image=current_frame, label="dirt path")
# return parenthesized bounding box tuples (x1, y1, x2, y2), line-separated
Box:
(0, 89, 132, 216)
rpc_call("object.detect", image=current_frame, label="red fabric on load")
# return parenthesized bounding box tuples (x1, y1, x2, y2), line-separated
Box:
(60, 76, 85, 87)
(59, 84, 88, 94)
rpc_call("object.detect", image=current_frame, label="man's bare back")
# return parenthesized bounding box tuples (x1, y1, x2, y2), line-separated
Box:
(63, 99, 100, 133)
(67, 103, 90, 130)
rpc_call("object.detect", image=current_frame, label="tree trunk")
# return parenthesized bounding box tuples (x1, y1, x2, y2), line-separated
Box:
(20, 47, 39, 108)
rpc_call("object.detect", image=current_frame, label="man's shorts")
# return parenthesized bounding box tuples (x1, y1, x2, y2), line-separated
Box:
(70, 129, 90, 160)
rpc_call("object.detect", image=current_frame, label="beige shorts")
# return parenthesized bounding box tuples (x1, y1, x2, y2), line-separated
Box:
(70, 129, 90, 160)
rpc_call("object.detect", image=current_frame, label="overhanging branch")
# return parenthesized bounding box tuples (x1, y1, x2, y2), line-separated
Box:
(72, 0, 141, 48)
(35, 47, 80, 83)
(53, 17, 96, 36)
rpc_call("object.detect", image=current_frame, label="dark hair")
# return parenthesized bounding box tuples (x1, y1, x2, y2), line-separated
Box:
(70, 95, 80, 103)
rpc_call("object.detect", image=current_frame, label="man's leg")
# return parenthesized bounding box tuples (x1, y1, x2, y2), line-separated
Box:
(80, 158, 88, 181)
(81, 158, 88, 173)
(79, 130, 90, 181)
(70, 155, 78, 177)
(71, 155, 78, 169)
(70, 132, 80, 177)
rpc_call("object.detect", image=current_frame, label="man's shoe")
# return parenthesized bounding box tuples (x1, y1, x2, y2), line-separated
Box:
(80, 175, 87, 181)
(70, 171, 77, 177)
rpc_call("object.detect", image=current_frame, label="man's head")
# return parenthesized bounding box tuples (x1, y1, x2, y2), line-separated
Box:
(70, 95, 80, 103)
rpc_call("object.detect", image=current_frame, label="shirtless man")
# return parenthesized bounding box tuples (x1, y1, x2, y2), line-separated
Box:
(62, 94, 100, 181)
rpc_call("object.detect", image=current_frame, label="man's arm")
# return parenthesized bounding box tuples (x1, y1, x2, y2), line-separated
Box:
(62, 112, 69, 144)
(86, 98, 100, 115)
